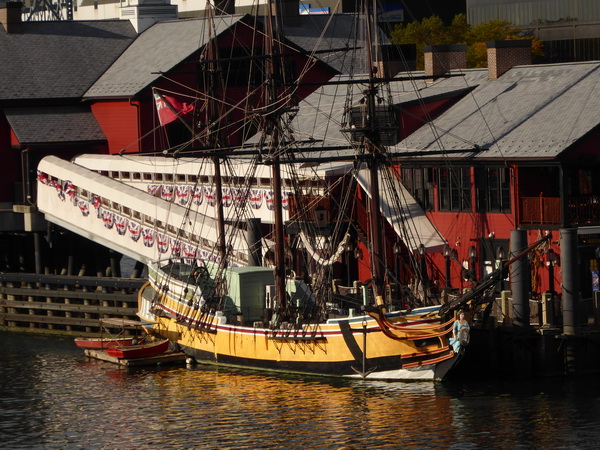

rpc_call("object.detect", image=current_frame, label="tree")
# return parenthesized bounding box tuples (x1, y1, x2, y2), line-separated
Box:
(390, 14, 543, 69)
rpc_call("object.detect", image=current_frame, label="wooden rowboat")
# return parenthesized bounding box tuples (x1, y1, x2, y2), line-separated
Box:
(106, 339, 169, 359)
(74, 337, 139, 349)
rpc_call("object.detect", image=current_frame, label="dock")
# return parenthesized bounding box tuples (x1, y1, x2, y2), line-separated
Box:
(84, 349, 187, 367)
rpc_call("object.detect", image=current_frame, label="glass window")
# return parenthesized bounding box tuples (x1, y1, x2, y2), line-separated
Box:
(401, 167, 433, 211)
(438, 167, 471, 212)
(476, 167, 511, 213)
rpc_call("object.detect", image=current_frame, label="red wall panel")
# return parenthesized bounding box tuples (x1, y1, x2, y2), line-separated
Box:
(91, 102, 140, 155)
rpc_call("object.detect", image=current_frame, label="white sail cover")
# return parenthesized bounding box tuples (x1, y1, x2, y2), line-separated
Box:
(355, 168, 446, 252)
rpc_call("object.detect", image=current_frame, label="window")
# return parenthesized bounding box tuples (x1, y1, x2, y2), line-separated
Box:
(476, 167, 511, 213)
(401, 167, 433, 211)
(438, 167, 471, 212)
(578, 169, 593, 195)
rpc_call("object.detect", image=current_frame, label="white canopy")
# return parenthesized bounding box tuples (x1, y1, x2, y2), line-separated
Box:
(355, 167, 446, 253)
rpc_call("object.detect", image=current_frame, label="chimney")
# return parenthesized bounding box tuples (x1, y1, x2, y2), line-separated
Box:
(376, 44, 416, 79)
(269, 0, 301, 28)
(486, 40, 532, 80)
(0, 2, 23, 34)
(424, 44, 467, 78)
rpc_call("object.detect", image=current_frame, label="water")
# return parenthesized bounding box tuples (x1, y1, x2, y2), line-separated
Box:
(1, 332, 599, 449)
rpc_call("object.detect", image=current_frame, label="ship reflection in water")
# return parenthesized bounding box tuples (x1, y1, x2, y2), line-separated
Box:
(1, 332, 599, 449)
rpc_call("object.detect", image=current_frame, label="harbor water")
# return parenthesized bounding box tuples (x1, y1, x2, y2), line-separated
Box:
(1, 331, 600, 449)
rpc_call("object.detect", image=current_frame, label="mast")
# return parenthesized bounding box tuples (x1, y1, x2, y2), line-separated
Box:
(205, 2, 227, 266)
(265, 0, 288, 311)
(363, 1, 385, 301)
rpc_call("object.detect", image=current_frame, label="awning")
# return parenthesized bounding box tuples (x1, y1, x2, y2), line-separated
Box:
(355, 167, 446, 253)
(4, 105, 106, 145)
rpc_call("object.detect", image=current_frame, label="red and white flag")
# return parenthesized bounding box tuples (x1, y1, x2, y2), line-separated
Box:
(154, 92, 194, 126)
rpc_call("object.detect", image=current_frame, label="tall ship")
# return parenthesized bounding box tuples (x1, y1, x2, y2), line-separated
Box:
(32, 1, 556, 380)
(131, 0, 468, 381)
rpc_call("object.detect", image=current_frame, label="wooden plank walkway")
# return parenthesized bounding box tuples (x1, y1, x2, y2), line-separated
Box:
(84, 349, 187, 367)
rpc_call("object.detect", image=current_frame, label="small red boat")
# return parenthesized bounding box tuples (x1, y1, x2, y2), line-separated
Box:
(106, 339, 169, 359)
(74, 337, 140, 349)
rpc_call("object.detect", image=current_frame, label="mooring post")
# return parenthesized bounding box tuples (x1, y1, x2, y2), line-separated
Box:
(560, 228, 578, 336)
(510, 229, 530, 327)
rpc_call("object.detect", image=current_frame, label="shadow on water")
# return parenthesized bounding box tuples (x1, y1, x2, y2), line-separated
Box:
(1, 332, 600, 449)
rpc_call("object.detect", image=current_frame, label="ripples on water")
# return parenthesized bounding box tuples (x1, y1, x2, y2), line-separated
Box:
(1, 332, 599, 449)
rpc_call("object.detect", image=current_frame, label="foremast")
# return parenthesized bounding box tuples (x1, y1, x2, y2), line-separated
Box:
(361, 1, 387, 304)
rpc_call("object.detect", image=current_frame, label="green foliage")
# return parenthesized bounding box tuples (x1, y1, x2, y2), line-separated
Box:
(390, 14, 543, 69)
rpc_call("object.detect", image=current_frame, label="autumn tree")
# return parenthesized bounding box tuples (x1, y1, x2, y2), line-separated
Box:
(390, 14, 543, 69)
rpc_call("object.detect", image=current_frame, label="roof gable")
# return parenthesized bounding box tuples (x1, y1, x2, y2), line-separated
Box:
(0, 20, 137, 101)
(4, 105, 105, 145)
(398, 62, 600, 160)
(84, 15, 247, 99)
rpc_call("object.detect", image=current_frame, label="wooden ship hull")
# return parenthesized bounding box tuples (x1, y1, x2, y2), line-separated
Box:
(137, 263, 460, 381)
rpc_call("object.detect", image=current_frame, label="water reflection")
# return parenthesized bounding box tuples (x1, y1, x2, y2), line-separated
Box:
(1, 332, 600, 449)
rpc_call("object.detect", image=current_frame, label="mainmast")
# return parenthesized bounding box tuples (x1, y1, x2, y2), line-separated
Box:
(204, 2, 228, 266)
(265, 0, 288, 312)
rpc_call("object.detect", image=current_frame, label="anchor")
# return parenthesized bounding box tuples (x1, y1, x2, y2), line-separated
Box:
(351, 320, 377, 377)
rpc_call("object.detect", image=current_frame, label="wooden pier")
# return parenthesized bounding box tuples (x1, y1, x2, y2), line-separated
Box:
(84, 349, 187, 367)
(0, 272, 145, 336)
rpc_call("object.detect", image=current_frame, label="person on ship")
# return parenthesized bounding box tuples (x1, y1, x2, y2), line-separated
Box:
(449, 310, 470, 353)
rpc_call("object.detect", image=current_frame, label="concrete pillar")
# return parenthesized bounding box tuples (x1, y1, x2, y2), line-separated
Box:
(560, 228, 578, 335)
(510, 229, 530, 327)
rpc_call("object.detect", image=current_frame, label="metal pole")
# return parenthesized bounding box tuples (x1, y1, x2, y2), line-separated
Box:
(510, 229, 530, 327)
(560, 228, 578, 335)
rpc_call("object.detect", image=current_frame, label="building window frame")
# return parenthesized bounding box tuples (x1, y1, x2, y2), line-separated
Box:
(476, 166, 511, 213)
(438, 166, 471, 212)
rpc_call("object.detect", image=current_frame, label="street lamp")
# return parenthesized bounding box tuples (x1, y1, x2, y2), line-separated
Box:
(469, 245, 478, 279)
(345, 240, 354, 286)
(546, 248, 557, 293)
(393, 241, 402, 302)
(418, 243, 427, 282)
(496, 246, 506, 291)
(443, 244, 452, 288)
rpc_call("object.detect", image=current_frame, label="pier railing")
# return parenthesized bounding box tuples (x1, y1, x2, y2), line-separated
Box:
(0, 273, 145, 336)
(567, 195, 600, 225)
(519, 195, 561, 225)
(519, 194, 600, 226)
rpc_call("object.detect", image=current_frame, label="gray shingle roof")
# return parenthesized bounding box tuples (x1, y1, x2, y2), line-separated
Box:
(288, 72, 476, 157)
(282, 14, 392, 75)
(4, 106, 106, 145)
(84, 15, 246, 99)
(287, 61, 600, 163)
(0, 20, 137, 101)
(397, 62, 600, 160)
